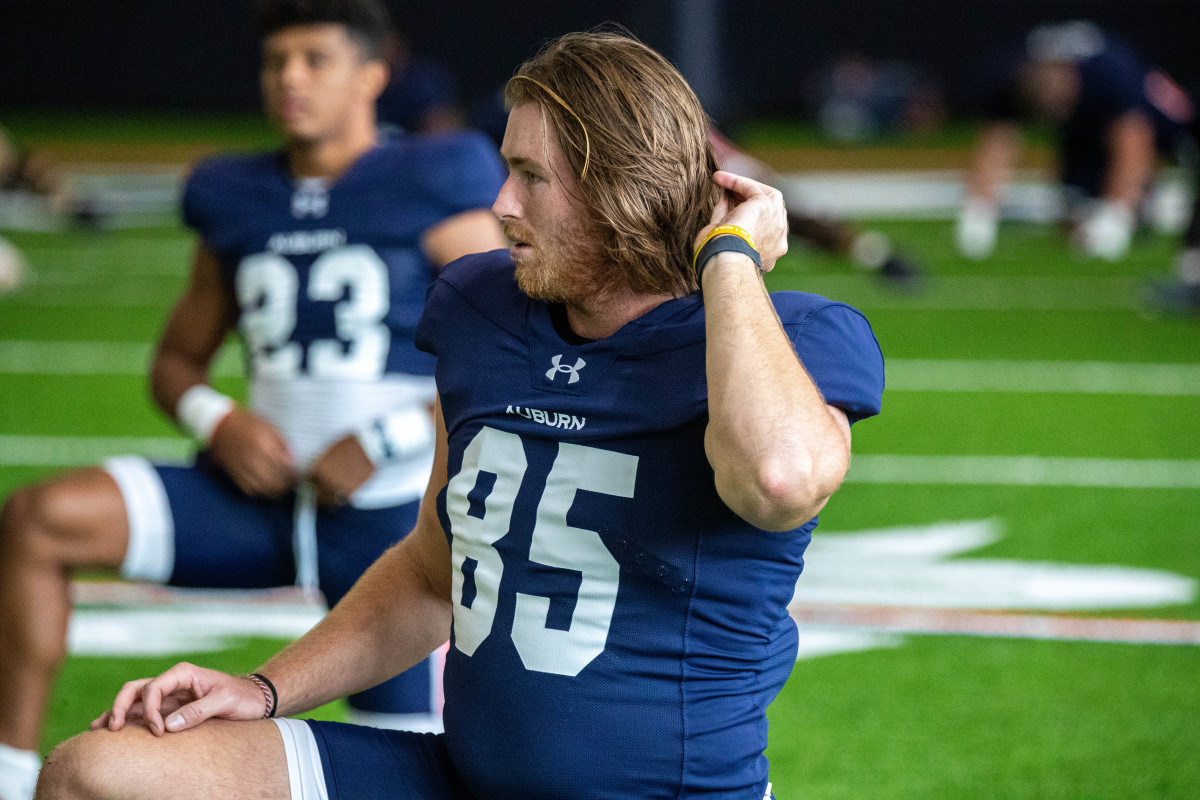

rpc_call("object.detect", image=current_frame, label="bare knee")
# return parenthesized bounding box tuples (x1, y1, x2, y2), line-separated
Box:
(1, 486, 42, 558)
(1, 484, 63, 566)
(0, 471, 126, 568)
(37, 730, 133, 800)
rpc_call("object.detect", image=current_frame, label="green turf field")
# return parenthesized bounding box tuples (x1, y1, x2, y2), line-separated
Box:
(2, 201, 1198, 796)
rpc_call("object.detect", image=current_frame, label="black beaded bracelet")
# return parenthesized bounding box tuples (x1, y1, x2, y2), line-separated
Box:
(694, 234, 762, 280)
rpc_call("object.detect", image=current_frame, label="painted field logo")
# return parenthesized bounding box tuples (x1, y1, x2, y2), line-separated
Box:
(786, 519, 1199, 660)
(506, 405, 585, 431)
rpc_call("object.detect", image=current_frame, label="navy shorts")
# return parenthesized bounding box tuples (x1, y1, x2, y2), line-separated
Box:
(293, 720, 778, 800)
(306, 721, 473, 800)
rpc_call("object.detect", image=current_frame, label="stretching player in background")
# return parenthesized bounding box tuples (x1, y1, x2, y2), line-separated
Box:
(0, 126, 102, 293)
(38, 31, 883, 800)
(709, 127, 924, 288)
(0, 1, 505, 798)
(957, 20, 1200, 311)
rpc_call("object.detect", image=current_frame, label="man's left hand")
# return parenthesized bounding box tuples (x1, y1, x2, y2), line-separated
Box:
(309, 435, 375, 507)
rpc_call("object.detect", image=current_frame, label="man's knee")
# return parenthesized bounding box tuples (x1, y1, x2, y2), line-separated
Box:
(1, 485, 44, 558)
(1, 483, 68, 564)
(0, 472, 125, 567)
(36, 730, 132, 800)
(39, 722, 292, 800)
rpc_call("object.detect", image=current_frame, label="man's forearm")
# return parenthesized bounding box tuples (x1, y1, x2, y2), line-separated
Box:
(965, 122, 1021, 204)
(258, 520, 453, 717)
(1103, 111, 1155, 207)
(150, 349, 215, 421)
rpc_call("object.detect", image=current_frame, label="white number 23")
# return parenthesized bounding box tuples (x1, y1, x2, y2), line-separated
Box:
(236, 245, 390, 380)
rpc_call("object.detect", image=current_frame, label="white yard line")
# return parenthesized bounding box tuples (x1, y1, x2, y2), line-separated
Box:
(0, 340, 241, 376)
(781, 169, 1191, 228)
(1, 435, 1197, 489)
(796, 274, 1144, 311)
(887, 359, 1200, 396)
(6, 166, 1186, 227)
(61, 584, 1200, 657)
(848, 455, 1200, 489)
(0, 435, 192, 466)
(3, 340, 1196, 396)
(789, 604, 1200, 646)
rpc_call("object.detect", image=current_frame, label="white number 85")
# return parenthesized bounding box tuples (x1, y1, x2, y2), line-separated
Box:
(446, 426, 638, 677)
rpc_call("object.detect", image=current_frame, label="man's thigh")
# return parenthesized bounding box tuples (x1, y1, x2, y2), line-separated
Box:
(299, 720, 471, 800)
(155, 457, 419, 593)
(38, 720, 289, 800)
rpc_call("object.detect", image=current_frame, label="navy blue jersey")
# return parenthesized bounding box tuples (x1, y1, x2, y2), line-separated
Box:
(415, 251, 884, 799)
(182, 131, 505, 379)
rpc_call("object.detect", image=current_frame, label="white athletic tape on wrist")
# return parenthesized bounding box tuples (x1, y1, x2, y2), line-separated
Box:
(355, 406, 436, 467)
(176, 384, 235, 443)
(956, 197, 998, 260)
(1078, 201, 1134, 261)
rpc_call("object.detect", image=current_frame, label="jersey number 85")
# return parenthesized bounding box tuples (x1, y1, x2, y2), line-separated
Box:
(447, 426, 638, 677)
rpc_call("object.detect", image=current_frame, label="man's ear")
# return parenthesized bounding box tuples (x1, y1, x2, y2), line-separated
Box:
(360, 59, 390, 103)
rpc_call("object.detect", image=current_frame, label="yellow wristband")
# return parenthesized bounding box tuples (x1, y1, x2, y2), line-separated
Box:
(693, 225, 756, 272)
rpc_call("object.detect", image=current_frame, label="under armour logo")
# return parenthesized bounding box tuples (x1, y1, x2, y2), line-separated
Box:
(546, 354, 586, 384)
(291, 179, 329, 219)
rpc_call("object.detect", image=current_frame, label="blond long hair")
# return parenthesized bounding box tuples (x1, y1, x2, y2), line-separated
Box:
(505, 30, 720, 296)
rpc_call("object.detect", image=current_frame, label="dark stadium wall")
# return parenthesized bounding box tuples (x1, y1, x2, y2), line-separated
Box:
(1, 0, 1196, 120)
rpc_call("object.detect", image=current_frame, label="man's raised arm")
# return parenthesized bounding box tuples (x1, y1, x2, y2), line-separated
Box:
(698, 171, 852, 533)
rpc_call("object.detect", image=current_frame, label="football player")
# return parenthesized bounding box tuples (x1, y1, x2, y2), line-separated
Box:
(40, 31, 883, 800)
(957, 20, 1199, 301)
(0, 126, 102, 296)
(0, 1, 505, 797)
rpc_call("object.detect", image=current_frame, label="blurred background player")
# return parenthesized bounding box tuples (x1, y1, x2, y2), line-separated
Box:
(709, 126, 925, 288)
(0, 125, 103, 294)
(810, 51, 945, 144)
(0, 0, 505, 796)
(957, 20, 1200, 310)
